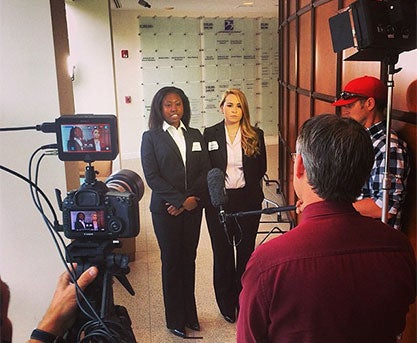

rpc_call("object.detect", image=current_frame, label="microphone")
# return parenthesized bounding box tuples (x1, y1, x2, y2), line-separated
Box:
(207, 168, 227, 225)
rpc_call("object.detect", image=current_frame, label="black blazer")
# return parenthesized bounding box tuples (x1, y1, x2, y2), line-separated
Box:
(67, 139, 83, 151)
(203, 121, 267, 205)
(141, 126, 211, 214)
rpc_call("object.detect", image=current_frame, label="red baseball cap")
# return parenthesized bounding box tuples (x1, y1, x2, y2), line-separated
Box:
(332, 76, 387, 107)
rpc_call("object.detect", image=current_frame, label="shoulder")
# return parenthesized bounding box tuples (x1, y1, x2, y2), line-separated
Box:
(242, 235, 295, 284)
(141, 129, 163, 147)
(143, 128, 162, 137)
(204, 121, 224, 133)
(254, 127, 265, 138)
(187, 126, 202, 134)
(388, 129, 408, 151)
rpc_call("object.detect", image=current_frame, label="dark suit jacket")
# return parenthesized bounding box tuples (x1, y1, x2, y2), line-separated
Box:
(74, 220, 85, 230)
(85, 139, 105, 151)
(67, 139, 82, 151)
(203, 121, 267, 205)
(141, 126, 211, 213)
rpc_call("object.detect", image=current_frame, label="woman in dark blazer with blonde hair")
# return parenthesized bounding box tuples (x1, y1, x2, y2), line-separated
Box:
(141, 86, 210, 338)
(204, 88, 267, 324)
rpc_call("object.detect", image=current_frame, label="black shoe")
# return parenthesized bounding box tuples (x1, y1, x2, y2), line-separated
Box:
(186, 322, 201, 331)
(223, 314, 236, 323)
(169, 328, 186, 338)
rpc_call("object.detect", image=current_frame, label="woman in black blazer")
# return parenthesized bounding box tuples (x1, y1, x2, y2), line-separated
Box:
(203, 88, 267, 324)
(141, 87, 210, 338)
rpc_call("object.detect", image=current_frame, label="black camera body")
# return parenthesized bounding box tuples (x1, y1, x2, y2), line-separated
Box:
(62, 179, 140, 240)
(53, 115, 144, 241)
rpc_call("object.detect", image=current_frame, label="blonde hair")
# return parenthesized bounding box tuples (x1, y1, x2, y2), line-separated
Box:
(219, 88, 260, 157)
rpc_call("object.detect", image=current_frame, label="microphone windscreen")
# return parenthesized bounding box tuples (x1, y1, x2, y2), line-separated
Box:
(207, 168, 227, 207)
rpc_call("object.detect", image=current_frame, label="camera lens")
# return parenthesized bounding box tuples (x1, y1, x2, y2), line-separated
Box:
(105, 169, 145, 201)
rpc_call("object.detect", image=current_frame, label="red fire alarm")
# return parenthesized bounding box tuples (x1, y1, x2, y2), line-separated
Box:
(121, 50, 129, 58)
(125, 96, 132, 104)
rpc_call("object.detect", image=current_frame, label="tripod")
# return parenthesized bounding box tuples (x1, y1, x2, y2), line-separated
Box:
(64, 240, 137, 342)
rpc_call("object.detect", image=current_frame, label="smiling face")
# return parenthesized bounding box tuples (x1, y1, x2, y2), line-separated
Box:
(162, 92, 184, 128)
(221, 93, 243, 126)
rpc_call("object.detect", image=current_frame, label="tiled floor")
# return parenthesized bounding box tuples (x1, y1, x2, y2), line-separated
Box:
(113, 145, 293, 342)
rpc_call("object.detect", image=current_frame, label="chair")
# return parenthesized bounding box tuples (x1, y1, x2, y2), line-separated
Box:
(257, 174, 295, 245)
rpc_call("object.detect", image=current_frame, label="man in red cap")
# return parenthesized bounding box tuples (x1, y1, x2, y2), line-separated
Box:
(332, 75, 409, 230)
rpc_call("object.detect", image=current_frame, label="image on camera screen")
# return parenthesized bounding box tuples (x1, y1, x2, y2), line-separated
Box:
(55, 115, 119, 162)
(61, 123, 113, 153)
(70, 210, 106, 232)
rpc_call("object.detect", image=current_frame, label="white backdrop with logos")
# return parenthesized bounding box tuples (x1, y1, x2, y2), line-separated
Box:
(137, 16, 278, 135)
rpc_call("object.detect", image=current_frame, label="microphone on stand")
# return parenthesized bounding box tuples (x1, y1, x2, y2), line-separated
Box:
(207, 168, 297, 245)
(207, 168, 228, 231)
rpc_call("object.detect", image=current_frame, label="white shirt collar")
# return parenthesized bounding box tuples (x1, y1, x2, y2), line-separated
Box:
(163, 120, 187, 132)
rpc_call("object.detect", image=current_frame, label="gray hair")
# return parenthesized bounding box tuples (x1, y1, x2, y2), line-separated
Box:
(296, 114, 374, 202)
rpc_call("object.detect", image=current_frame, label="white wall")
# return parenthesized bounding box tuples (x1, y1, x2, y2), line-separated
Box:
(66, 0, 116, 114)
(0, 1, 68, 341)
(65, 0, 121, 169)
(112, 10, 148, 162)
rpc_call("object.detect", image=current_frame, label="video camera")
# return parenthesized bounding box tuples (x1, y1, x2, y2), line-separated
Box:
(53, 114, 142, 341)
(1, 113, 142, 340)
(60, 167, 142, 240)
(54, 115, 144, 240)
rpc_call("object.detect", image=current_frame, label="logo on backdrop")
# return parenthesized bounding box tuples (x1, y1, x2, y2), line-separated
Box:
(224, 19, 234, 31)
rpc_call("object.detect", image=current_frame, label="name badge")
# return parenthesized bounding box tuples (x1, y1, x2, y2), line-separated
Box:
(208, 141, 219, 151)
(192, 142, 202, 151)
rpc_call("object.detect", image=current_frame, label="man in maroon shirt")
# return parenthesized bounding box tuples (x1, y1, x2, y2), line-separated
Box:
(237, 114, 416, 343)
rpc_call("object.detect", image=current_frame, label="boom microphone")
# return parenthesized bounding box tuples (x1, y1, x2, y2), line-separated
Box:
(207, 168, 227, 225)
(207, 168, 227, 207)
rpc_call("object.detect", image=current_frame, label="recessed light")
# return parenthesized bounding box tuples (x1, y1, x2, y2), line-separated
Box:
(237, 2, 254, 8)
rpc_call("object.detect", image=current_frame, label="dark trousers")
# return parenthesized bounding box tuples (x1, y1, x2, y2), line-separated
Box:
(205, 187, 261, 317)
(152, 208, 202, 329)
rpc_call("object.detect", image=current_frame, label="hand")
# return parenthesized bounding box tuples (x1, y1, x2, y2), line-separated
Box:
(295, 199, 304, 214)
(1, 278, 12, 343)
(30, 265, 98, 339)
(166, 204, 185, 216)
(182, 196, 200, 211)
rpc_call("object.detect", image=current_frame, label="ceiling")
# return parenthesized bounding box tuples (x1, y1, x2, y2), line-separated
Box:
(111, 0, 278, 18)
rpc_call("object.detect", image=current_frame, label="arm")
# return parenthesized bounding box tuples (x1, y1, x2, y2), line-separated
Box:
(28, 266, 98, 342)
(355, 135, 408, 220)
(140, 131, 187, 209)
(1, 278, 12, 343)
(257, 128, 267, 179)
(353, 198, 393, 219)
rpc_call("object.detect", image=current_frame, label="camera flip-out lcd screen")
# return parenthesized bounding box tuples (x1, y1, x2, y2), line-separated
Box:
(70, 210, 106, 233)
(55, 115, 119, 162)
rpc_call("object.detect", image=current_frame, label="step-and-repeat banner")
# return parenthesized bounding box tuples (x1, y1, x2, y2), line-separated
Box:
(138, 17, 278, 135)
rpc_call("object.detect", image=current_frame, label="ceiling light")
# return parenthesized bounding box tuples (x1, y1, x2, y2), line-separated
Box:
(138, 0, 151, 8)
(237, 2, 254, 8)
